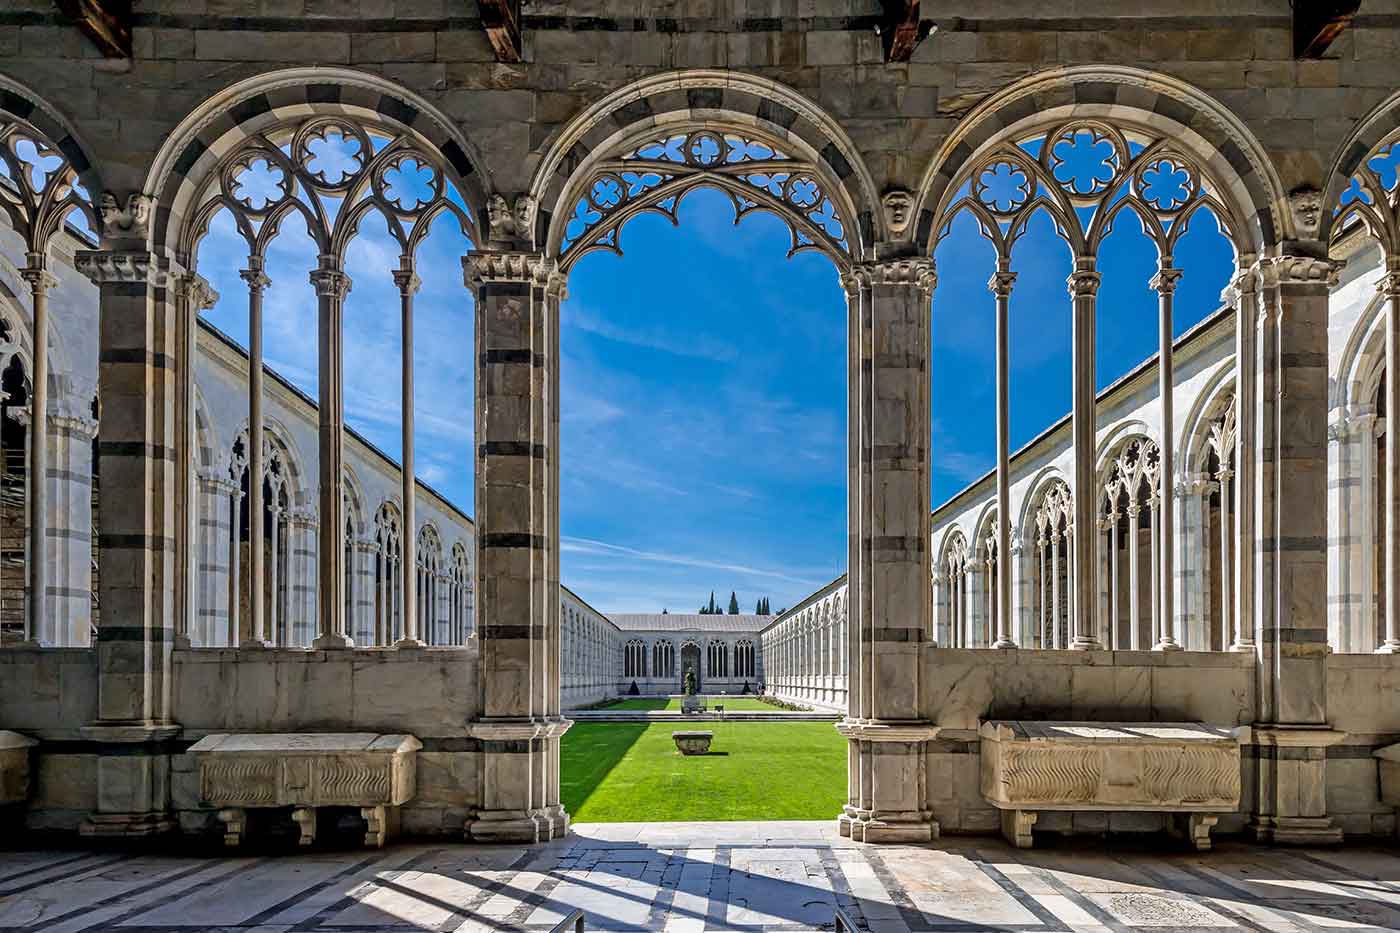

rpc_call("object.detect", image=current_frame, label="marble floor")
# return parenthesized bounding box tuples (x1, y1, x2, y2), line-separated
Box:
(4, 821, 1400, 932)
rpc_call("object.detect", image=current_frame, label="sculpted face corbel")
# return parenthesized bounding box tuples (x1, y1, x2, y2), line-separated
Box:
(881, 189, 913, 238)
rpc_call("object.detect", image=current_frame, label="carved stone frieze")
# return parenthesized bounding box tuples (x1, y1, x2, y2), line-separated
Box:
(462, 250, 560, 290)
(75, 250, 170, 286)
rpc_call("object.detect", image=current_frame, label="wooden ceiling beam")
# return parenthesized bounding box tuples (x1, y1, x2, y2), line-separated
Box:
(879, 0, 933, 63)
(478, 0, 523, 63)
(55, 0, 132, 59)
(1294, 0, 1361, 59)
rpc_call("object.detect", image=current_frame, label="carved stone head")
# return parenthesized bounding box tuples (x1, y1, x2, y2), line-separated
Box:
(512, 194, 536, 241)
(1288, 185, 1324, 240)
(486, 193, 511, 241)
(97, 191, 153, 240)
(882, 189, 913, 237)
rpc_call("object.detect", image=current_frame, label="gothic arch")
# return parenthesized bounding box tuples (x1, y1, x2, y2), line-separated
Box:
(1321, 88, 1400, 244)
(1180, 361, 1238, 476)
(342, 464, 368, 537)
(528, 70, 883, 267)
(0, 73, 103, 223)
(1095, 419, 1153, 478)
(230, 415, 307, 507)
(144, 67, 492, 262)
(1333, 285, 1390, 415)
(914, 65, 1288, 257)
(1016, 466, 1071, 547)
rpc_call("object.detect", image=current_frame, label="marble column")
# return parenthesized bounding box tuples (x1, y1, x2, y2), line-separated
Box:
(310, 258, 353, 648)
(1248, 254, 1344, 844)
(74, 245, 181, 837)
(395, 260, 422, 646)
(1381, 258, 1400, 652)
(837, 256, 938, 843)
(1069, 259, 1103, 649)
(1153, 264, 1183, 650)
(463, 249, 570, 843)
(172, 274, 217, 649)
(18, 255, 54, 646)
(991, 264, 1017, 647)
(241, 260, 269, 648)
(1108, 512, 1120, 649)
(1174, 476, 1213, 650)
(1231, 266, 1259, 653)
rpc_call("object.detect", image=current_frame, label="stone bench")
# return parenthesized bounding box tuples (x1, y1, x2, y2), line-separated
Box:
(979, 721, 1241, 851)
(188, 733, 421, 848)
(0, 731, 37, 806)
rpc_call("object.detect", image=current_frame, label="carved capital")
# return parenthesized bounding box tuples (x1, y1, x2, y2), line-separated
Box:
(1270, 255, 1343, 288)
(239, 264, 271, 293)
(175, 273, 219, 312)
(862, 256, 936, 293)
(75, 250, 168, 286)
(98, 191, 154, 241)
(18, 253, 57, 294)
(987, 269, 1017, 298)
(1378, 256, 1400, 299)
(462, 250, 558, 290)
(1149, 266, 1184, 296)
(308, 266, 352, 300)
(392, 267, 421, 297)
(1066, 267, 1102, 298)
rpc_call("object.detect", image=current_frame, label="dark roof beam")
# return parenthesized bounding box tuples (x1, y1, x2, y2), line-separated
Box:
(878, 0, 934, 63)
(55, 0, 132, 59)
(478, 0, 523, 63)
(1294, 0, 1361, 59)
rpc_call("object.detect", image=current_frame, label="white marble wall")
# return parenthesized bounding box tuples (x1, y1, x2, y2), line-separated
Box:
(761, 578, 846, 711)
(560, 586, 622, 708)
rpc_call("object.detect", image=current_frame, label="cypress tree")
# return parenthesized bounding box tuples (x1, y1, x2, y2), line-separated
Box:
(728, 591, 739, 614)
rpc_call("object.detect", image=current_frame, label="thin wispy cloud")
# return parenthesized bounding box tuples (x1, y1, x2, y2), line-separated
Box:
(561, 536, 825, 588)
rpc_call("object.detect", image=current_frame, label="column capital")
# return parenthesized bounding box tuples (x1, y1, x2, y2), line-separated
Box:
(308, 261, 352, 299)
(1378, 256, 1400, 298)
(462, 249, 560, 290)
(987, 269, 1017, 298)
(1259, 254, 1344, 288)
(174, 272, 219, 312)
(1066, 257, 1101, 297)
(19, 253, 58, 293)
(239, 263, 271, 294)
(393, 266, 422, 296)
(857, 256, 936, 293)
(1149, 265, 1184, 295)
(75, 249, 175, 286)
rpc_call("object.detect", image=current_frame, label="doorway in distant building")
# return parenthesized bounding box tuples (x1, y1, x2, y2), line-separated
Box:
(680, 641, 701, 694)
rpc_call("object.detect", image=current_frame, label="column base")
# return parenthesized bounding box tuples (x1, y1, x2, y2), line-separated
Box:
(991, 638, 1018, 650)
(312, 632, 354, 649)
(1069, 637, 1103, 650)
(238, 639, 268, 650)
(393, 637, 425, 649)
(1154, 638, 1183, 652)
(536, 804, 571, 841)
(1376, 641, 1400, 655)
(80, 812, 176, 838)
(837, 806, 939, 843)
(1247, 816, 1343, 846)
(1230, 641, 1256, 653)
(466, 809, 559, 844)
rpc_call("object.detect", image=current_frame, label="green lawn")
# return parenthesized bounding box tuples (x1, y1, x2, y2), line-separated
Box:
(561, 721, 846, 822)
(602, 696, 779, 712)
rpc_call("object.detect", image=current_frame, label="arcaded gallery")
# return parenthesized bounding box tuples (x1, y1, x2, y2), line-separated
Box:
(4, 2, 1400, 931)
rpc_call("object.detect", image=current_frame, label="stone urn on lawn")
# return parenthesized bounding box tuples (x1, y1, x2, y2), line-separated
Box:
(672, 731, 713, 755)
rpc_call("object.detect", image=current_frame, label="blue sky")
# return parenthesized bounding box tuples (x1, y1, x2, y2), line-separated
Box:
(196, 162, 1235, 616)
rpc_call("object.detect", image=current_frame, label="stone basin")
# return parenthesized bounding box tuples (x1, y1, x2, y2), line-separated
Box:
(672, 731, 713, 755)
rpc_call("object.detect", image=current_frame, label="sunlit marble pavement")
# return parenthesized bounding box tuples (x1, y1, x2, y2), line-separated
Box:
(5, 821, 1400, 932)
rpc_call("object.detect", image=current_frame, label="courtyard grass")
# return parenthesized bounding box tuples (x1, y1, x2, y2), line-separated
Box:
(603, 696, 778, 712)
(561, 721, 845, 822)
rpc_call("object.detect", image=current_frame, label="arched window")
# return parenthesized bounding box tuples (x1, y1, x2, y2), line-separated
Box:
(624, 638, 646, 679)
(0, 338, 28, 645)
(450, 542, 472, 643)
(372, 502, 403, 645)
(1205, 399, 1238, 651)
(221, 430, 299, 646)
(416, 524, 443, 645)
(707, 639, 729, 679)
(939, 531, 970, 648)
(1100, 438, 1161, 651)
(1032, 480, 1073, 649)
(735, 639, 755, 678)
(652, 639, 674, 679)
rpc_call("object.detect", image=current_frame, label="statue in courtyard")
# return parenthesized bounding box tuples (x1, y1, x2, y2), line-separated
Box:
(683, 670, 696, 697)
